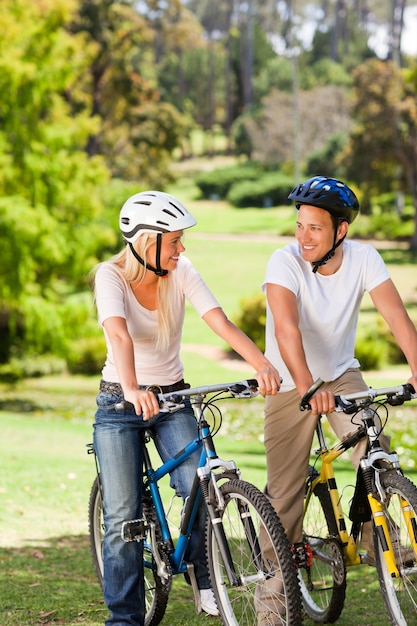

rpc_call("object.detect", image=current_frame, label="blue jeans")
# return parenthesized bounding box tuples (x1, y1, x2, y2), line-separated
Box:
(93, 388, 209, 626)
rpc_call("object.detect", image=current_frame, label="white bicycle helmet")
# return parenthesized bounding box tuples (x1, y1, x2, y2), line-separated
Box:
(119, 191, 197, 277)
(120, 191, 196, 243)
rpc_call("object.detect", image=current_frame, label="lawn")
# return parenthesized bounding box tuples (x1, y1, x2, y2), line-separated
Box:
(1, 366, 416, 625)
(1, 166, 417, 624)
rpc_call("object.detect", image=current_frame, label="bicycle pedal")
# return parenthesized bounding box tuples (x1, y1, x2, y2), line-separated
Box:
(121, 518, 145, 542)
(291, 542, 313, 568)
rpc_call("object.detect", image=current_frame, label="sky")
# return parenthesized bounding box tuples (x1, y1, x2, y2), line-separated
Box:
(369, 5, 417, 57)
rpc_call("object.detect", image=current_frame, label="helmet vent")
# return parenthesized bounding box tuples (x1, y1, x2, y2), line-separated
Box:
(162, 208, 178, 219)
(167, 201, 185, 216)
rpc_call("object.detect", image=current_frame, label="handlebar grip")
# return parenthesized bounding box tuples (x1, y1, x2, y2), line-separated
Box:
(299, 378, 325, 411)
(115, 400, 134, 412)
(406, 382, 416, 395)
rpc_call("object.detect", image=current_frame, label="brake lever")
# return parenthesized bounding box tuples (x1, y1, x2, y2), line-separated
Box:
(299, 378, 325, 411)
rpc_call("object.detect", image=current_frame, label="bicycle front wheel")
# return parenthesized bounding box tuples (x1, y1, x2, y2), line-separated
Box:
(206, 478, 302, 625)
(88, 475, 170, 626)
(374, 471, 417, 626)
(300, 468, 346, 623)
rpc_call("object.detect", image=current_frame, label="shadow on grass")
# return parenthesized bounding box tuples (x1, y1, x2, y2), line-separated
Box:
(0, 535, 106, 625)
(0, 535, 218, 626)
(0, 398, 45, 413)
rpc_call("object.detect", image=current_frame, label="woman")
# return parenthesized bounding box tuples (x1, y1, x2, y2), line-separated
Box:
(92, 190, 281, 626)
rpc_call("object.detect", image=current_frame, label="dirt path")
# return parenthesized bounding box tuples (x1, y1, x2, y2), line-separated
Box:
(182, 343, 250, 371)
(189, 232, 410, 249)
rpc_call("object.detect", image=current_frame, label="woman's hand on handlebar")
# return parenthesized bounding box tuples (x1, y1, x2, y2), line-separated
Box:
(124, 389, 160, 420)
(254, 365, 281, 396)
(408, 374, 417, 396)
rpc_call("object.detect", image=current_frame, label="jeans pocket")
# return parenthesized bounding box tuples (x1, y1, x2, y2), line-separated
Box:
(96, 390, 122, 409)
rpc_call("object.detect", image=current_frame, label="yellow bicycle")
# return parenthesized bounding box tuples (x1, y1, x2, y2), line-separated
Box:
(299, 379, 417, 625)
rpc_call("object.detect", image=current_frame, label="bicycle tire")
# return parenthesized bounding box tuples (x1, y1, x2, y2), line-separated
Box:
(300, 467, 346, 623)
(374, 471, 417, 626)
(88, 475, 170, 626)
(206, 478, 302, 625)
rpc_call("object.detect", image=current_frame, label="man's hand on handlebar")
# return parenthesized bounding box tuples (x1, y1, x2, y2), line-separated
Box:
(299, 378, 335, 414)
(305, 389, 335, 415)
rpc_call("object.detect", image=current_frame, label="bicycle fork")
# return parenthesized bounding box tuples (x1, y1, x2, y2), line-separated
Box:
(198, 418, 262, 587)
(361, 412, 417, 578)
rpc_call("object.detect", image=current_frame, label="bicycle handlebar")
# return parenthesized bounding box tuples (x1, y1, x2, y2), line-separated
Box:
(299, 379, 416, 413)
(115, 378, 260, 413)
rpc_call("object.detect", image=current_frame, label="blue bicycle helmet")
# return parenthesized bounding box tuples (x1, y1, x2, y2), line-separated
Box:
(288, 176, 359, 272)
(288, 176, 359, 224)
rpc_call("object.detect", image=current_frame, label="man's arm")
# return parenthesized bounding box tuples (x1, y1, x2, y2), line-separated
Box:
(266, 283, 335, 413)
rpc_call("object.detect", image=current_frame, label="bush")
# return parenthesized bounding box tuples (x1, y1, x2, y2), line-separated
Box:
(227, 172, 293, 208)
(66, 335, 107, 375)
(233, 294, 266, 353)
(354, 335, 387, 370)
(195, 164, 262, 199)
(0, 354, 67, 382)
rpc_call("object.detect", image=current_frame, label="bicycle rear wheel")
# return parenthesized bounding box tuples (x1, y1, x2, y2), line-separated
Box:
(374, 471, 417, 626)
(300, 467, 346, 623)
(206, 478, 302, 625)
(88, 475, 170, 626)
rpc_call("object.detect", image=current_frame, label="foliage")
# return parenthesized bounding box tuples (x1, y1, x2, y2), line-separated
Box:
(0, 0, 416, 365)
(195, 163, 263, 199)
(343, 58, 417, 249)
(0, 0, 111, 361)
(226, 172, 294, 208)
(305, 132, 349, 178)
(242, 85, 352, 168)
(232, 294, 266, 354)
(70, 0, 188, 184)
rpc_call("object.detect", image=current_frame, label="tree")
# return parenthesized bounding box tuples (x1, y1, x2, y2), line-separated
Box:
(69, 0, 187, 183)
(344, 58, 417, 249)
(0, 0, 110, 360)
(243, 84, 351, 169)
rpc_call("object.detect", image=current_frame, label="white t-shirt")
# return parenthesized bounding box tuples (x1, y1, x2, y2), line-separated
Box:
(262, 240, 390, 391)
(95, 255, 220, 385)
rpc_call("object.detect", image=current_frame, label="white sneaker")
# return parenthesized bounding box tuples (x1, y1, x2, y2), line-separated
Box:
(199, 588, 219, 616)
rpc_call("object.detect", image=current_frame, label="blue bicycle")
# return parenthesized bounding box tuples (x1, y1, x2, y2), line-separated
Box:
(88, 379, 301, 625)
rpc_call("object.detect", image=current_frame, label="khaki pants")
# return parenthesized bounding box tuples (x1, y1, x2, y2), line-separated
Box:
(263, 368, 390, 545)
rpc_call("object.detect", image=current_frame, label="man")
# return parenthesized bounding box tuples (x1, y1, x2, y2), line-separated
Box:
(259, 175, 417, 623)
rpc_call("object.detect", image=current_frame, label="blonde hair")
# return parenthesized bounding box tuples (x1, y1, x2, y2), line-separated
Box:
(93, 233, 177, 351)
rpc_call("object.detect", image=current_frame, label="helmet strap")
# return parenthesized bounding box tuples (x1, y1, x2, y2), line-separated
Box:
(128, 235, 169, 277)
(311, 233, 346, 273)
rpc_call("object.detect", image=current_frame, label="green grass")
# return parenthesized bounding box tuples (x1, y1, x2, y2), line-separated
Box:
(1, 158, 417, 624)
(1, 370, 416, 625)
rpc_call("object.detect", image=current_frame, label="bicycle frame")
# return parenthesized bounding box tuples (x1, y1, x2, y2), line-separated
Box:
(308, 418, 362, 567)
(138, 390, 244, 586)
(308, 408, 417, 577)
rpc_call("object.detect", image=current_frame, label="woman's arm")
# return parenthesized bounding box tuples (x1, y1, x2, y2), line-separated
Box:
(102, 316, 160, 419)
(202, 307, 281, 395)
